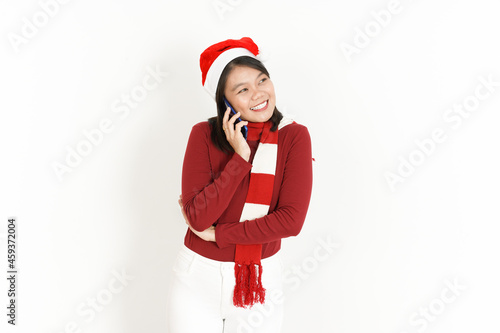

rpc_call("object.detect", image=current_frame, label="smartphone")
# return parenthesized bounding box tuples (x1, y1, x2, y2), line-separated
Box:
(223, 96, 248, 140)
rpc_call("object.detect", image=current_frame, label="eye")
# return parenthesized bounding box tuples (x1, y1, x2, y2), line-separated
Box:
(238, 88, 248, 94)
(259, 78, 267, 84)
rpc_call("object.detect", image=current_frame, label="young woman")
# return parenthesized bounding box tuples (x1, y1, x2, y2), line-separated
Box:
(167, 37, 313, 333)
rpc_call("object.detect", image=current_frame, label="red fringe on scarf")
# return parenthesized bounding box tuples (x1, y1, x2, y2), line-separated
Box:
(233, 261, 266, 308)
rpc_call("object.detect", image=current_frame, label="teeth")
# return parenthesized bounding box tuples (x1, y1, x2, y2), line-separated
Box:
(251, 100, 267, 110)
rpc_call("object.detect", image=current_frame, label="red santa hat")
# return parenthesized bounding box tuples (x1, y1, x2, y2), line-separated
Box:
(200, 37, 261, 100)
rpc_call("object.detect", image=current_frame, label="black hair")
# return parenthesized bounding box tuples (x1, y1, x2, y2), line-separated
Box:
(208, 56, 283, 154)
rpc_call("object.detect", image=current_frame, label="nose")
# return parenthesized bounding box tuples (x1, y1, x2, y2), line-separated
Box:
(251, 87, 265, 101)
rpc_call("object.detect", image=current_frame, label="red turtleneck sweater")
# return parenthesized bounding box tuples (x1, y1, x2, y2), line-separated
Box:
(181, 120, 313, 261)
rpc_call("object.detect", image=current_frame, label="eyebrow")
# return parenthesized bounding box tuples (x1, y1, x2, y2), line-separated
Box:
(230, 71, 266, 92)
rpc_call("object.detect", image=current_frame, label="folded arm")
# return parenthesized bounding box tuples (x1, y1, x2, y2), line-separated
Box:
(214, 125, 313, 248)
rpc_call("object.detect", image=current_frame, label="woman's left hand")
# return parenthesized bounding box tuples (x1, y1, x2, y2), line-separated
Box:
(178, 195, 216, 242)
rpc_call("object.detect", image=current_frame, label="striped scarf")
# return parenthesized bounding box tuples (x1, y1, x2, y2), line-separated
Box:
(233, 116, 294, 308)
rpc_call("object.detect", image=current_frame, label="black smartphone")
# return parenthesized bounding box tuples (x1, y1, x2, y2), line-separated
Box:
(223, 96, 248, 140)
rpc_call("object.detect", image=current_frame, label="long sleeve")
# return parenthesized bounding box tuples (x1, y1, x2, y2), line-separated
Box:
(181, 122, 252, 232)
(214, 125, 313, 248)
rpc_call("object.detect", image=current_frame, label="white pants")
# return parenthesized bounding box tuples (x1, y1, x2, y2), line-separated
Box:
(167, 245, 285, 333)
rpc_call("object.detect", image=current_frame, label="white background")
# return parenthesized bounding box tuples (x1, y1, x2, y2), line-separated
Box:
(1, 0, 499, 332)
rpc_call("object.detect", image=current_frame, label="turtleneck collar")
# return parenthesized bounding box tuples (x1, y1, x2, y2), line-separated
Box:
(246, 121, 271, 141)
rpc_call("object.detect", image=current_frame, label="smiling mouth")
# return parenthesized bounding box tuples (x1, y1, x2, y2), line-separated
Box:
(250, 100, 268, 111)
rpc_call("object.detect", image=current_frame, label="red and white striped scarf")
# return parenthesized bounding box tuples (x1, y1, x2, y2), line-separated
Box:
(233, 116, 294, 308)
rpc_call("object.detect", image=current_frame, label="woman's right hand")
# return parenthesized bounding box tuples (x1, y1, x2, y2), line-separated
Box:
(222, 107, 250, 162)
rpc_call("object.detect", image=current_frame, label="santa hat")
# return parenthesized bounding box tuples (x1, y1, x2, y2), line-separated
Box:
(200, 37, 261, 100)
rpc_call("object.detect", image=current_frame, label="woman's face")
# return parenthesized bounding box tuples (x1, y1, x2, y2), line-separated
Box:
(223, 65, 276, 123)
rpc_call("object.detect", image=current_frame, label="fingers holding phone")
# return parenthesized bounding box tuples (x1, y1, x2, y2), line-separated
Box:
(223, 96, 248, 139)
(223, 107, 250, 162)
